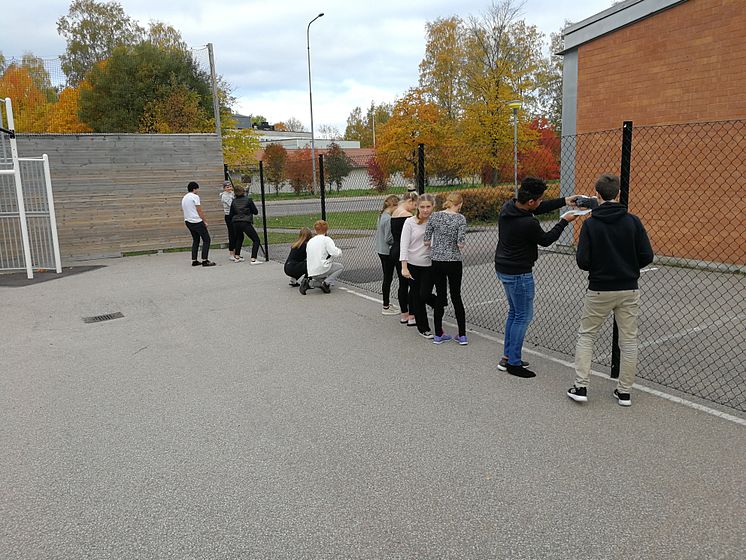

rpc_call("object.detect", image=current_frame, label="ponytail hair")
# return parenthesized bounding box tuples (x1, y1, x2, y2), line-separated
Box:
(443, 192, 463, 209)
(380, 194, 400, 214)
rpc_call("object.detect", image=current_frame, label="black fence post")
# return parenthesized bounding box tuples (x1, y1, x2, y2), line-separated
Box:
(319, 154, 327, 221)
(611, 121, 634, 379)
(259, 160, 269, 261)
(417, 143, 425, 194)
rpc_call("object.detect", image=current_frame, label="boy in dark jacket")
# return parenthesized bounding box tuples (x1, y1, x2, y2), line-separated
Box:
(567, 174, 654, 406)
(494, 177, 579, 378)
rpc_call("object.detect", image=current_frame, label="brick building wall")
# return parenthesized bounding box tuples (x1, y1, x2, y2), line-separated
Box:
(570, 0, 746, 265)
(576, 0, 746, 132)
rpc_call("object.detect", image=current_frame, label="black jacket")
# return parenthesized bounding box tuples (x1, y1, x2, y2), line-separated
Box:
(494, 198, 569, 275)
(229, 194, 258, 224)
(576, 202, 654, 291)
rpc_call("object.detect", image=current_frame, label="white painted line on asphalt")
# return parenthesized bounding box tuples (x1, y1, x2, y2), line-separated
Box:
(338, 285, 746, 427)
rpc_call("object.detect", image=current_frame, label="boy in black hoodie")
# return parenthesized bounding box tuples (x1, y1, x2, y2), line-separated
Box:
(495, 177, 579, 378)
(567, 174, 653, 406)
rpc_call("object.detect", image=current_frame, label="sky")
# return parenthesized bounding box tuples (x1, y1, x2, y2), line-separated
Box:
(0, 1, 614, 133)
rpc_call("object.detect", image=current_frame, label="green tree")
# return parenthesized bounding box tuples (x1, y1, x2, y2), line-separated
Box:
(343, 101, 392, 147)
(263, 143, 288, 195)
(146, 21, 187, 51)
(57, 0, 144, 86)
(78, 41, 212, 132)
(0, 52, 6, 74)
(419, 16, 465, 120)
(324, 142, 354, 192)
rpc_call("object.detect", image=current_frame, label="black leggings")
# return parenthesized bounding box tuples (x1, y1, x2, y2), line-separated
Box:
(432, 260, 466, 337)
(378, 254, 396, 307)
(234, 222, 261, 259)
(185, 221, 210, 261)
(407, 264, 437, 333)
(224, 215, 238, 251)
(394, 260, 410, 313)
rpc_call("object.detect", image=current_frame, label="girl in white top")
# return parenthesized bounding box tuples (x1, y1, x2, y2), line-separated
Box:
(400, 194, 437, 338)
(219, 181, 236, 261)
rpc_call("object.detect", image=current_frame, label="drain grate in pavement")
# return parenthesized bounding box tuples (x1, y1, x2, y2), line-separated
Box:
(82, 311, 124, 324)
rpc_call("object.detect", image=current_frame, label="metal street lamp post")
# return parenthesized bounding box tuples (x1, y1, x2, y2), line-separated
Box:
(508, 100, 522, 197)
(307, 13, 324, 194)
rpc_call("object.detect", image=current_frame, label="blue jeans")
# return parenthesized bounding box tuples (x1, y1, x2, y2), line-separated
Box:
(496, 272, 535, 366)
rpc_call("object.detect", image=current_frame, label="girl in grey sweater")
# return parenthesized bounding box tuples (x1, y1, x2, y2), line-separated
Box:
(374, 195, 400, 315)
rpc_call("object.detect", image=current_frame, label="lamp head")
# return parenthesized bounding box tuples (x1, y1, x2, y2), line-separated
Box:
(318, 12, 324, 17)
(507, 100, 522, 111)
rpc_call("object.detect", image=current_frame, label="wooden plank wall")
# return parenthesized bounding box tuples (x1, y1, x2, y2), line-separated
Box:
(15, 134, 226, 262)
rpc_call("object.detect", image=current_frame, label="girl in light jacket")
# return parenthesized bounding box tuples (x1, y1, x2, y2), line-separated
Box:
(374, 195, 400, 315)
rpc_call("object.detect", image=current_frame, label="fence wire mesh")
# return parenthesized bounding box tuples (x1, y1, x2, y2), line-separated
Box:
(0, 46, 216, 134)
(260, 121, 745, 413)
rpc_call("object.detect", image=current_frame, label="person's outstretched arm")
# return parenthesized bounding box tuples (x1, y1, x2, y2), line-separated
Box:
(635, 218, 654, 269)
(249, 198, 259, 215)
(576, 221, 591, 271)
(326, 236, 342, 257)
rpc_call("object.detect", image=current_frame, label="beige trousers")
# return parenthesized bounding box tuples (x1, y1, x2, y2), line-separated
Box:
(574, 290, 640, 392)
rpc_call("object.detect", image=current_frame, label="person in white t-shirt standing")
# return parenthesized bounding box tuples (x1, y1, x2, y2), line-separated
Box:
(300, 220, 343, 294)
(181, 181, 216, 267)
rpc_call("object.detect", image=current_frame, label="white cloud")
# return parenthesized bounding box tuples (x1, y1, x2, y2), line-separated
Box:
(1, 0, 613, 131)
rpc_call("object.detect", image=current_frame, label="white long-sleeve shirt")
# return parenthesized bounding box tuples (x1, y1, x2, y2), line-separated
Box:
(306, 234, 342, 277)
(399, 216, 431, 266)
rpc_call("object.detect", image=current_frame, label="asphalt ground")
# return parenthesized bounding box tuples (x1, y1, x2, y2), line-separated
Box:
(1, 253, 744, 559)
(269, 228, 746, 413)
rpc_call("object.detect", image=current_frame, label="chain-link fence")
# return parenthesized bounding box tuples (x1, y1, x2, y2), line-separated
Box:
(0, 46, 217, 134)
(258, 121, 746, 414)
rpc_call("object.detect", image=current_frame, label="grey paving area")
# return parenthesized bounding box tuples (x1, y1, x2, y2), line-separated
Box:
(1, 253, 744, 559)
(270, 228, 746, 413)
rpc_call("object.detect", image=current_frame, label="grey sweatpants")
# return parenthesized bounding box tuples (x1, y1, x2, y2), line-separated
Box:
(310, 262, 344, 287)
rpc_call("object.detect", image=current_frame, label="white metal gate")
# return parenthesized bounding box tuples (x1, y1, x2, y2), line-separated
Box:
(0, 98, 61, 279)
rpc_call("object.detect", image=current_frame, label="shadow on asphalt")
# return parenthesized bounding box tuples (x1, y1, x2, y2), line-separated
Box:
(0, 266, 106, 287)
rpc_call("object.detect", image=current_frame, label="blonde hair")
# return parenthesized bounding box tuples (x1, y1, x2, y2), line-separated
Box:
(291, 227, 313, 249)
(443, 192, 463, 209)
(314, 220, 329, 234)
(416, 194, 436, 223)
(400, 191, 419, 205)
(233, 184, 246, 196)
(380, 195, 400, 214)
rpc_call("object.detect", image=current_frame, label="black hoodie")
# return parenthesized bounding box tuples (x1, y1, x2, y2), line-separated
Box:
(494, 197, 569, 275)
(576, 201, 654, 291)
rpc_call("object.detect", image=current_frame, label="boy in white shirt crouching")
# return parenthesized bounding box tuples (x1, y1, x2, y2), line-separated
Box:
(301, 220, 343, 294)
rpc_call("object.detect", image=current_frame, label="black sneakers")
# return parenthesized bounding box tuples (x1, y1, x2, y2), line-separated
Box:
(319, 282, 331, 294)
(192, 260, 201, 266)
(299, 277, 310, 295)
(567, 385, 588, 402)
(505, 364, 536, 378)
(497, 358, 529, 371)
(201, 260, 216, 267)
(614, 389, 632, 407)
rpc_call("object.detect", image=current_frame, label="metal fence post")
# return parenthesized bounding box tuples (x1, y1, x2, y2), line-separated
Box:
(417, 143, 425, 194)
(319, 154, 327, 221)
(259, 161, 269, 261)
(611, 120, 634, 379)
(207, 43, 222, 142)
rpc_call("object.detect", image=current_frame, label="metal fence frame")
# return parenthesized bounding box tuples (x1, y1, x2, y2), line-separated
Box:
(257, 120, 745, 413)
(0, 98, 62, 278)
